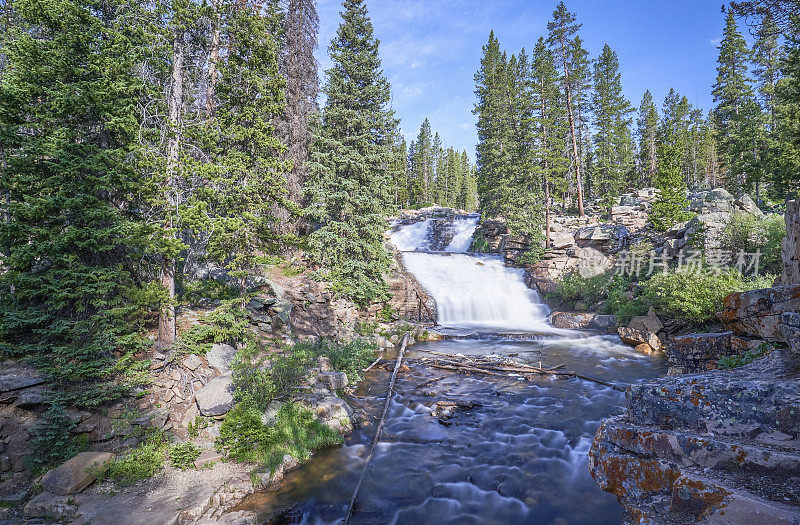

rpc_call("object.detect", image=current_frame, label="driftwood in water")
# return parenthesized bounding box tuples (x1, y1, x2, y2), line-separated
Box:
(344, 335, 409, 524)
(408, 349, 626, 392)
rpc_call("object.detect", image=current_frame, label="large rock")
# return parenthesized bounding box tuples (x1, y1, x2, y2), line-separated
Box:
(666, 332, 733, 375)
(297, 394, 354, 434)
(589, 354, 800, 522)
(628, 308, 663, 334)
(734, 193, 764, 217)
(574, 224, 629, 250)
(718, 285, 800, 342)
(548, 311, 617, 332)
(575, 247, 612, 278)
(195, 375, 234, 417)
(23, 492, 78, 519)
(40, 451, 114, 496)
(781, 312, 800, 374)
(318, 371, 348, 391)
(0, 365, 46, 393)
(207, 343, 237, 375)
(617, 327, 663, 353)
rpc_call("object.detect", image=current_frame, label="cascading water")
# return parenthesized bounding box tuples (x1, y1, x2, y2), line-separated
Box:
(391, 216, 560, 332)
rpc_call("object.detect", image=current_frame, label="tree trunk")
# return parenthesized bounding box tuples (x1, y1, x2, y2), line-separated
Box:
(206, 0, 220, 114)
(782, 199, 800, 286)
(157, 29, 185, 350)
(561, 58, 585, 217)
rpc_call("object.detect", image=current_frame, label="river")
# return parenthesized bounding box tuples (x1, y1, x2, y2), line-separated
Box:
(239, 215, 666, 524)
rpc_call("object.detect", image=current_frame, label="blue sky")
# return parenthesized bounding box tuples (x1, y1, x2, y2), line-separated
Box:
(315, 0, 734, 158)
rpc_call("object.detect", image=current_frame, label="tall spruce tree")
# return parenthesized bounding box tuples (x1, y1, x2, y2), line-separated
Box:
(474, 31, 512, 216)
(713, 10, 760, 194)
(531, 37, 568, 247)
(591, 44, 633, 209)
(773, 12, 800, 197)
(309, 0, 396, 304)
(651, 89, 690, 230)
(276, 0, 319, 236)
(547, 2, 587, 216)
(636, 90, 659, 187)
(0, 0, 148, 404)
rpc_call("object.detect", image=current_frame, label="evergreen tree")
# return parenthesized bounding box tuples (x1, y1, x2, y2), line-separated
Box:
(474, 31, 512, 216)
(410, 118, 434, 204)
(309, 0, 396, 304)
(591, 44, 632, 209)
(547, 1, 587, 216)
(530, 37, 568, 247)
(636, 90, 659, 187)
(773, 13, 800, 197)
(276, 0, 319, 235)
(712, 10, 760, 194)
(651, 89, 690, 230)
(0, 0, 148, 402)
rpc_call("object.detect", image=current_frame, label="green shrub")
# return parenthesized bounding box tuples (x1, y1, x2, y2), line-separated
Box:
(553, 272, 613, 307)
(721, 213, 786, 273)
(27, 404, 87, 474)
(642, 268, 774, 323)
(182, 279, 240, 305)
(232, 339, 377, 411)
(176, 299, 251, 355)
(170, 442, 201, 470)
(216, 401, 341, 470)
(718, 349, 765, 369)
(100, 432, 168, 485)
(602, 276, 648, 324)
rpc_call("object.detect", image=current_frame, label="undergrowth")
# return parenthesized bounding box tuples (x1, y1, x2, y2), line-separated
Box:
(98, 431, 169, 485)
(170, 442, 201, 470)
(175, 299, 250, 355)
(216, 401, 341, 471)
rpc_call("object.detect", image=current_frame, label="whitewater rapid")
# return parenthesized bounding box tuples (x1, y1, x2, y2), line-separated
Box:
(390, 216, 564, 333)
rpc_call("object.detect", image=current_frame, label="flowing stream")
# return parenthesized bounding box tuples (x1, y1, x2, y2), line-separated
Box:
(241, 215, 666, 524)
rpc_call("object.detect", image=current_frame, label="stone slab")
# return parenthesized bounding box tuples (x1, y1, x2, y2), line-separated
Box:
(41, 451, 114, 496)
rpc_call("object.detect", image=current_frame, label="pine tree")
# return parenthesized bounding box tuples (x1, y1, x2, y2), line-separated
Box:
(410, 118, 434, 204)
(773, 13, 800, 198)
(651, 89, 690, 230)
(713, 10, 759, 194)
(591, 44, 632, 209)
(309, 0, 397, 304)
(636, 90, 659, 187)
(0, 0, 148, 402)
(547, 2, 587, 216)
(530, 37, 568, 247)
(474, 31, 512, 216)
(276, 0, 319, 235)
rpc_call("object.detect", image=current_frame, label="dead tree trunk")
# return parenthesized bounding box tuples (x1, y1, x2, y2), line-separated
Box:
(783, 199, 800, 286)
(206, 0, 220, 114)
(157, 29, 185, 350)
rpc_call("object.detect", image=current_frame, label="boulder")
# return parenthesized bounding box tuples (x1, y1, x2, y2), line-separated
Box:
(634, 343, 656, 356)
(40, 451, 114, 496)
(23, 492, 78, 519)
(548, 311, 617, 332)
(780, 312, 800, 374)
(575, 247, 612, 278)
(718, 285, 800, 342)
(617, 327, 663, 353)
(0, 365, 46, 393)
(734, 193, 764, 217)
(574, 224, 630, 247)
(207, 343, 237, 375)
(193, 449, 223, 469)
(297, 394, 354, 434)
(666, 332, 733, 375)
(318, 371, 348, 391)
(549, 233, 575, 249)
(619, 194, 640, 207)
(195, 375, 234, 417)
(182, 354, 202, 371)
(628, 308, 663, 334)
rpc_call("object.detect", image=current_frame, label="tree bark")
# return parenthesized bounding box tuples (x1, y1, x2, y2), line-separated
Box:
(559, 50, 585, 217)
(782, 199, 800, 286)
(157, 29, 185, 350)
(206, 0, 220, 114)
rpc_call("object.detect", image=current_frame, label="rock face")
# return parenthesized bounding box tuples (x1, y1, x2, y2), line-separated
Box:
(781, 313, 800, 374)
(718, 285, 800, 342)
(783, 199, 799, 286)
(617, 327, 663, 353)
(195, 375, 234, 417)
(207, 343, 236, 375)
(666, 332, 733, 375)
(548, 311, 617, 332)
(41, 452, 114, 496)
(589, 354, 800, 523)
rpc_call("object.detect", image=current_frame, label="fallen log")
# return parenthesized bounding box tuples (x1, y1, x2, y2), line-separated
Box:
(344, 335, 409, 525)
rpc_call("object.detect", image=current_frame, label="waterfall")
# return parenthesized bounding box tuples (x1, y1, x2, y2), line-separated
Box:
(391, 215, 558, 332)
